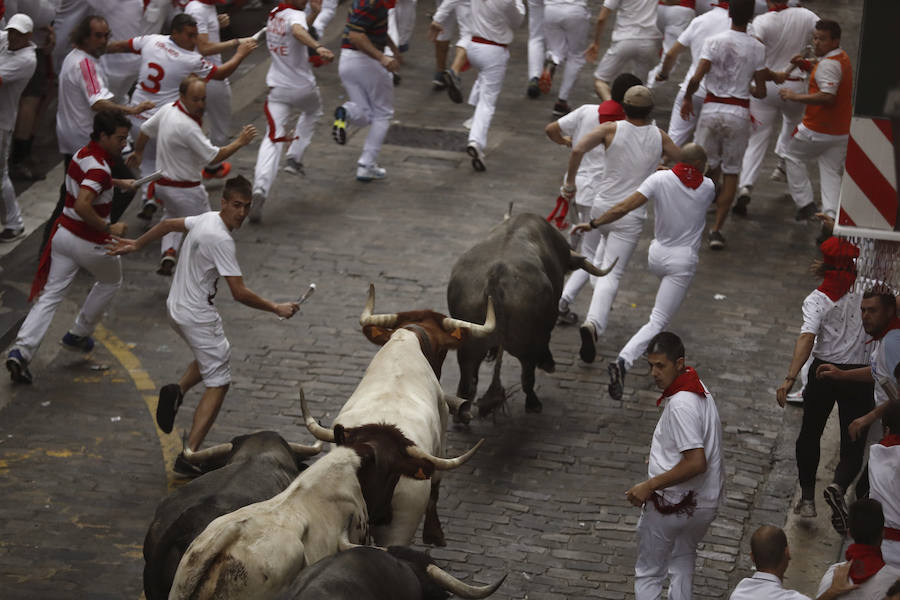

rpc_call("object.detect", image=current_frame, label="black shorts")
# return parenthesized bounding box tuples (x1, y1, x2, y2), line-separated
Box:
(22, 49, 52, 98)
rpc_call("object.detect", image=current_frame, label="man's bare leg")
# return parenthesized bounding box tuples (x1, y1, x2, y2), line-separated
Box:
(187, 384, 228, 450)
(178, 360, 203, 396)
(450, 45, 467, 74)
(712, 173, 738, 233)
(435, 39, 449, 71)
(594, 78, 611, 102)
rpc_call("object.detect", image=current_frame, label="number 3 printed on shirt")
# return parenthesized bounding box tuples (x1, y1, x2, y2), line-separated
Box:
(140, 62, 165, 93)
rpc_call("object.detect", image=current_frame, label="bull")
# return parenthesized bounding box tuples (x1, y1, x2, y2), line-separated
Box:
(447, 212, 614, 415)
(168, 415, 481, 600)
(277, 546, 506, 600)
(303, 284, 494, 547)
(142, 431, 322, 600)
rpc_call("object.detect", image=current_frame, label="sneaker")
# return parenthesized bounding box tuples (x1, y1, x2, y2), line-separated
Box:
(356, 163, 387, 182)
(823, 483, 849, 536)
(432, 71, 447, 91)
(173, 452, 204, 478)
(6, 349, 33, 384)
(156, 383, 183, 434)
(283, 158, 305, 176)
(539, 60, 555, 94)
(392, 72, 402, 86)
(709, 230, 726, 250)
(552, 100, 571, 117)
(0, 227, 25, 243)
(786, 388, 804, 405)
(462, 117, 473, 130)
(793, 499, 817, 518)
(444, 69, 463, 104)
(61, 332, 95, 353)
(332, 106, 348, 145)
(578, 322, 597, 363)
(608, 358, 626, 401)
(526, 77, 540, 99)
(398, 43, 409, 53)
(8, 162, 45, 181)
(770, 160, 787, 183)
(733, 186, 751, 216)
(137, 202, 158, 221)
(466, 143, 486, 172)
(557, 301, 579, 325)
(249, 191, 265, 224)
(157, 248, 176, 276)
(203, 162, 232, 180)
(795, 202, 818, 222)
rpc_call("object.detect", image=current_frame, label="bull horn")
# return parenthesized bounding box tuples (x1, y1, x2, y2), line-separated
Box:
(426, 565, 507, 599)
(288, 440, 323, 457)
(182, 442, 233, 463)
(299, 387, 335, 443)
(359, 284, 399, 328)
(441, 297, 496, 338)
(574, 251, 618, 277)
(406, 438, 484, 471)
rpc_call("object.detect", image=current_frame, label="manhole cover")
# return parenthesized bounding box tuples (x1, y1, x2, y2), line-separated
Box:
(383, 124, 469, 152)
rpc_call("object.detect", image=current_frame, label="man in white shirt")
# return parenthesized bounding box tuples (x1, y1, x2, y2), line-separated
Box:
(250, 0, 334, 224)
(573, 143, 715, 401)
(106, 176, 300, 477)
(646, 0, 695, 89)
(680, 0, 767, 250)
(525, 0, 545, 98)
(128, 76, 258, 275)
(585, 0, 661, 101)
(539, 0, 590, 117)
(729, 525, 857, 600)
(870, 402, 900, 568)
(625, 331, 723, 600)
(95, 0, 145, 102)
(0, 14, 36, 242)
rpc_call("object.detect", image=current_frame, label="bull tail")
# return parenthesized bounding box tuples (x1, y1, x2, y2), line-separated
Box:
(169, 520, 245, 600)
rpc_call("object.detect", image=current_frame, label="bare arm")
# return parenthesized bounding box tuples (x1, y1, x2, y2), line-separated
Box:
(656, 41, 686, 82)
(347, 31, 398, 71)
(776, 332, 815, 407)
(291, 23, 334, 62)
(126, 132, 151, 170)
(105, 39, 135, 54)
(210, 124, 258, 165)
(589, 191, 649, 228)
(750, 69, 768, 99)
(626, 448, 707, 506)
(210, 39, 257, 80)
(224, 275, 299, 318)
(565, 122, 615, 189)
(684, 58, 710, 100)
(816, 364, 872, 383)
(107, 218, 187, 255)
(660, 130, 682, 164)
(92, 98, 155, 116)
(196, 32, 248, 57)
(780, 89, 836, 106)
(545, 122, 572, 147)
(73, 187, 112, 233)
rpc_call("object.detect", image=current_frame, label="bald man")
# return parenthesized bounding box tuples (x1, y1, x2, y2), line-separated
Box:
(572, 143, 714, 401)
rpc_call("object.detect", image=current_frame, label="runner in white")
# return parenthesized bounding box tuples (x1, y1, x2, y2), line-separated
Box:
(128, 76, 258, 275)
(573, 143, 714, 401)
(585, 0, 660, 101)
(0, 14, 36, 242)
(870, 403, 900, 568)
(429, 0, 472, 94)
(541, 0, 591, 116)
(250, 0, 334, 223)
(561, 85, 681, 363)
(646, 1, 695, 88)
(680, 0, 767, 250)
(525, 0, 545, 98)
(654, 0, 731, 146)
(734, 0, 818, 215)
(105, 176, 300, 476)
(95, 0, 145, 102)
(6, 111, 133, 385)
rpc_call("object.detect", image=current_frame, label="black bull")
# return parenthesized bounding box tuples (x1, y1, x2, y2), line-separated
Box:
(447, 213, 613, 414)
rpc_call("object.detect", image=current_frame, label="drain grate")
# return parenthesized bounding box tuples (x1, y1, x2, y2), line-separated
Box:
(383, 124, 468, 152)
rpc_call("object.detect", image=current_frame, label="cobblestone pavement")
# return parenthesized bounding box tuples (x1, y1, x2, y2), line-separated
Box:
(0, 1, 863, 598)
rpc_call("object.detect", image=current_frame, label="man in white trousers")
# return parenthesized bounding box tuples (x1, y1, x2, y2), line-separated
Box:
(870, 402, 900, 569)
(6, 111, 132, 385)
(561, 85, 681, 364)
(129, 76, 257, 275)
(331, 0, 400, 181)
(654, 0, 731, 146)
(625, 331, 723, 600)
(429, 0, 472, 93)
(525, 0, 545, 98)
(585, 0, 660, 101)
(251, 0, 333, 223)
(541, 0, 591, 116)
(573, 143, 714, 401)
(106, 175, 300, 476)
(646, 0, 695, 89)
(734, 0, 818, 215)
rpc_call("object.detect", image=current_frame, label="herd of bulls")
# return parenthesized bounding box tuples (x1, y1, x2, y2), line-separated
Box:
(142, 212, 614, 599)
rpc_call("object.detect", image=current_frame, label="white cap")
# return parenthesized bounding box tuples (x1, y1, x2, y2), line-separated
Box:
(5, 13, 34, 34)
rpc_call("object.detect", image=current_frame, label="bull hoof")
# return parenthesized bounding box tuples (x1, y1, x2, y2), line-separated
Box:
(423, 528, 447, 547)
(525, 397, 543, 413)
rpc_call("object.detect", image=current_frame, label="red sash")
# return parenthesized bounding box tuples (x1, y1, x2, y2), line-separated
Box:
(30, 215, 110, 301)
(704, 93, 750, 109)
(472, 36, 507, 48)
(885, 527, 900, 541)
(658, 0, 695, 7)
(157, 178, 201, 188)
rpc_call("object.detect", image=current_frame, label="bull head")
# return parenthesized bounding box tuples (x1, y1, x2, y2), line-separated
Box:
(182, 435, 322, 466)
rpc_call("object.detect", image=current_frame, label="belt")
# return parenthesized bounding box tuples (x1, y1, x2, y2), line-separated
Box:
(704, 93, 750, 108)
(886, 527, 900, 542)
(157, 178, 201, 188)
(472, 36, 507, 48)
(658, 0, 695, 7)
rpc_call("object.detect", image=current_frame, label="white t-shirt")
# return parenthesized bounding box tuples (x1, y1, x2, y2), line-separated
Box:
(817, 562, 900, 600)
(869, 443, 900, 532)
(128, 34, 217, 111)
(813, 48, 844, 97)
(676, 6, 730, 93)
(748, 6, 818, 71)
(698, 28, 766, 116)
(799, 290, 867, 364)
(557, 104, 606, 207)
(650, 384, 724, 509)
(167, 211, 242, 326)
(729, 572, 811, 600)
(468, 0, 525, 45)
(185, 1, 223, 65)
(637, 169, 714, 253)
(56, 48, 115, 155)
(140, 101, 219, 182)
(0, 32, 37, 131)
(604, 0, 660, 42)
(266, 6, 316, 91)
(872, 330, 900, 406)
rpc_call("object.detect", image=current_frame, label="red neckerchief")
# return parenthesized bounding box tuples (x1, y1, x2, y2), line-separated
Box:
(269, 2, 294, 19)
(671, 163, 704, 190)
(597, 100, 625, 124)
(845, 544, 885, 584)
(658, 367, 705, 406)
(869, 317, 900, 343)
(81, 139, 114, 165)
(879, 434, 900, 447)
(768, 2, 788, 11)
(174, 100, 203, 127)
(817, 270, 856, 302)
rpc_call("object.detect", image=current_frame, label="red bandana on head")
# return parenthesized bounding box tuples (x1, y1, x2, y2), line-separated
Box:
(174, 100, 202, 127)
(597, 100, 625, 124)
(658, 367, 705, 406)
(845, 544, 885, 584)
(817, 237, 858, 302)
(671, 163, 704, 189)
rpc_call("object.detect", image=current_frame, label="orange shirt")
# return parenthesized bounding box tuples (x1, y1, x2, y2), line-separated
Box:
(802, 49, 853, 136)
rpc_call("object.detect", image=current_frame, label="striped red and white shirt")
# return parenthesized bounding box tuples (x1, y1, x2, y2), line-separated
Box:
(56, 48, 114, 155)
(61, 140, 115, 229)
